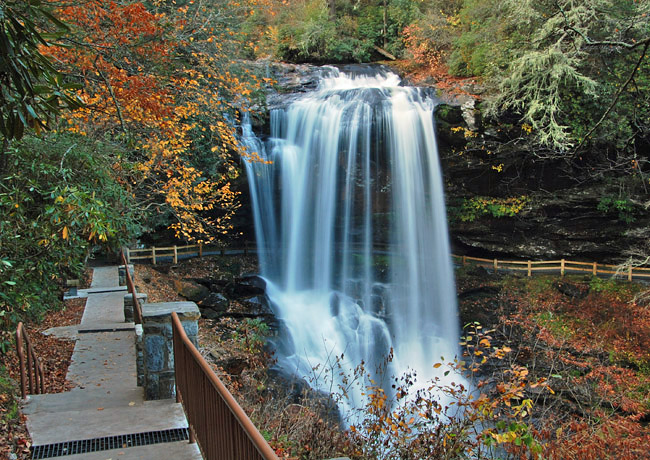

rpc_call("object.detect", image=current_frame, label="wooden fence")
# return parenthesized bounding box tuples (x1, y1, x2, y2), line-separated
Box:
(124, 243, 650, 281)
(453, 255, 650, 281)
(125, 242, 254, 265)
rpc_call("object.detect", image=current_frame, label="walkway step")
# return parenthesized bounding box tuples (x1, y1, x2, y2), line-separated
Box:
(80, 291, 127, 327)
(90, 267, 120, 288)
(23, 387, 144, 414)
(27, 399, 189, 446)
(66, 331, 136, 389)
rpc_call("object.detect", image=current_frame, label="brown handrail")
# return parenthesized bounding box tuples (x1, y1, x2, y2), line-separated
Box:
(16, 322, 45, 399)
(171, 312, 279, 460)
(121, 251, 143, 324)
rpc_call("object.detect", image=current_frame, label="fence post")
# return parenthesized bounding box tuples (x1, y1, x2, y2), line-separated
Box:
(462, 255, 466, 267)
(152, 247, 157, 265)
(173, 245, 178, 264)
(126, 247, 131, 264)
(527, 260, 532, 277)
(628, 265, 633, 281)
(493, 258, 498, 273)
(593, 262, 597, 276)
(561, 259, 565, 277)
(199, 243, 203, 258)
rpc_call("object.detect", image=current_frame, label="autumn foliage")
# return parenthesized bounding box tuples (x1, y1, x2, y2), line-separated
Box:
(43, 0, 270, 242)
(458, 269, 650, 460)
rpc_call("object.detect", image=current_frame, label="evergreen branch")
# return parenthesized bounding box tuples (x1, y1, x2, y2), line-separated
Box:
(571, 41, 649, 154)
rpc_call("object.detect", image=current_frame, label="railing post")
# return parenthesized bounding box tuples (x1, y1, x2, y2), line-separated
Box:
(38, 358, 45, 394)
(593, 262, 597, 276)
(173, 245, 178, 264)
(527, 260, 532, 277)
(462, 255, 466, 267)
(561, 259, 565, 277)
(244, 242, 248, 256)
(26, 337, 34, 394)
(628, 265, 633, 281)
(199, 243, 203, 258)
(152, 247, 157, 265)
(126, 247, 131, 264)
(493, 258, 498, 273)
(16, 324, 27, 399)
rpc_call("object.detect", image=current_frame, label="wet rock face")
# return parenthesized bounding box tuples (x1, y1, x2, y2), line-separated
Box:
(445, 180, 650, 263)
(433, 102, 649, 263)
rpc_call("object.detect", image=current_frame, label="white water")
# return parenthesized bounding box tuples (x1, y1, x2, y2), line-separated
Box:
(243, 67, 459, 420)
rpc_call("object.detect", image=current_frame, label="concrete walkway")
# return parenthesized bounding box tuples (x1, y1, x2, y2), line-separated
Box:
(23, 266, 202, 459)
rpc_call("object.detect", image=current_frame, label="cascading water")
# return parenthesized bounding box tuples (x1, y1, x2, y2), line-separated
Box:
(243, 66, 459, 421)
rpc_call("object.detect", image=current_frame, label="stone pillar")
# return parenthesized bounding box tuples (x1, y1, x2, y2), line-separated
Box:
(135, 324, 144, 387)
(124, 292, 148, 322)
(141, 302, 200, 400)
(118, 264, 135, 286)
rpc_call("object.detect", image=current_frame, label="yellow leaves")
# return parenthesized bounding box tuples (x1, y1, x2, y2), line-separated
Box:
(62, 226, 69, 240)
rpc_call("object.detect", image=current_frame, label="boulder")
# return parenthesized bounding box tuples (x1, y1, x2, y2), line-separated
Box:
(232, 277, 266, 297)
(209, 354, 249, 376)
(174, 279, 210, 302)
(242, 295, 273, 316)
(200, 292, 229, 312)
(554, 281, 589, 300)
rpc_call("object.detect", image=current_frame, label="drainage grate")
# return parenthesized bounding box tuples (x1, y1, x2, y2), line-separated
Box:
(31, 427, 189, 459)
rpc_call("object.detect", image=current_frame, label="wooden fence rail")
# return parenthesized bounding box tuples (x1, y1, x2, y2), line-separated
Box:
(452, 255, 650, 281)
(125, 242, 253, 265)
(124, 244, 650, 281)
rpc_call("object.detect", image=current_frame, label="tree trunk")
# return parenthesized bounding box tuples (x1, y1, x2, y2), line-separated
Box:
(327, 0, 336, 21)
(383, 0, 388, 48)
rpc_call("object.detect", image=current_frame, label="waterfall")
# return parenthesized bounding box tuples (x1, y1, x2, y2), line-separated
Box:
(242, 66, 459, 421)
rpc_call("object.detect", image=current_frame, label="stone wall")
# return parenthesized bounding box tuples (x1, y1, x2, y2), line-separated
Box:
(140, 302, 200, 400)
(123, 292, 148, 323)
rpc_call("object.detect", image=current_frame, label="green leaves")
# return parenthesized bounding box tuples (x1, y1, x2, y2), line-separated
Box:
(0, 133, 141, 331)
(0, 0, 81, 142)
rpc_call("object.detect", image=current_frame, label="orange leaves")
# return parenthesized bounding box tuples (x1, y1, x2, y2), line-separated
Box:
(43, 0, 265, 243)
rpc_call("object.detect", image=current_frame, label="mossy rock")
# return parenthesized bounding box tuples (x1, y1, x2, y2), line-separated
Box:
(435, 104, 464, 125)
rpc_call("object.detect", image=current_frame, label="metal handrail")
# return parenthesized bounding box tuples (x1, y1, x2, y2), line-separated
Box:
(171, 311, 279, 460)
(121, 251, 143, 324)
(16, 322, 45, 398)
